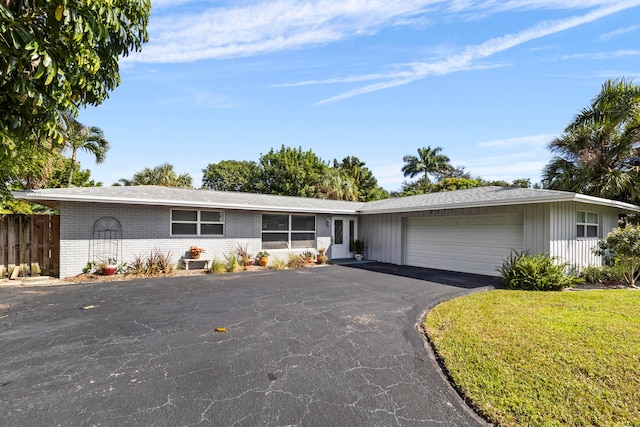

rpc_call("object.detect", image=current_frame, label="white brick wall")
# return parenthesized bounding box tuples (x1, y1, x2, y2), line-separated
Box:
(59, 202, 333, 278)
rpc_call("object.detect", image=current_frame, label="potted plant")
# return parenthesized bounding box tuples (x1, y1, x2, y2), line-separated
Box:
(189, 246, 205, 259)
(350, 239, 365, 261)
(236, 243, 254, 267)
(99, 258, 118, 276)
(301, 249, 315, 263)
(257, 251, 270, 267)
(316, 248, 328, 264)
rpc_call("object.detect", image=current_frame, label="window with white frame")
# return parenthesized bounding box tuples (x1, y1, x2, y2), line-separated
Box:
(261, 214, 315, 249)
(171, 209, 224, 236)
(576, 211, 598, 238)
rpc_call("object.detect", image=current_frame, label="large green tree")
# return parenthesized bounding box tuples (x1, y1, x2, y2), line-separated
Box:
(1, 0, 150, 142)
(314, 168, 358, 201)
(202, 160, 261, 192)
(542, 78, 640, 203)
(1, 0, 150, 194)
(333, 156, 388, 201)
(258, 146, 328, 197)
(401, 146, 453, 193)
(60, 112, 109, 187)
(119, 163, 193, 188)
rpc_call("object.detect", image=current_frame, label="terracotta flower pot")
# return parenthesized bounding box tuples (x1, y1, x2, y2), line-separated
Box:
(102, 266, 117, 276)
(258, 256, 269, 267)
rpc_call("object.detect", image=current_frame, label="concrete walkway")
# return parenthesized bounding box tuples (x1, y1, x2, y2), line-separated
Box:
(0, 263, 495, 426)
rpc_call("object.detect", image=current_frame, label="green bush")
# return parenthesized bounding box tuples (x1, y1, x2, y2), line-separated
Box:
(498, 251, 583, 291)
(580, 265, 607, 284)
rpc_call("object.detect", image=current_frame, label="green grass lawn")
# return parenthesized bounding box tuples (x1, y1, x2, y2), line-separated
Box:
(424, 290, 640, 427)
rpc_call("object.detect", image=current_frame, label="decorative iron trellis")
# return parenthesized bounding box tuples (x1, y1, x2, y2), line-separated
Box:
(91, 216, 122, 266)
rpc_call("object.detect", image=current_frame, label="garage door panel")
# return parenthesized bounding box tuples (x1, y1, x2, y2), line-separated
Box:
(405, 214, 523, 276)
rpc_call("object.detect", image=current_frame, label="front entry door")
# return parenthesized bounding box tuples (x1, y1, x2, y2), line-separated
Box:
(332, 217, 356, 259)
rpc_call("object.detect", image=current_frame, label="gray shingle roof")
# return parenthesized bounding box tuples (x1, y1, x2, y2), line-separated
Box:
(359, 186, 640, 213)
(12, 185, 640, 213)
(13, 185, 364, 214)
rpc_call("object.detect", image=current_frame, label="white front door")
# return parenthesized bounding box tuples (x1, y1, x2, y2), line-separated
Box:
(332, 217, 356, 259)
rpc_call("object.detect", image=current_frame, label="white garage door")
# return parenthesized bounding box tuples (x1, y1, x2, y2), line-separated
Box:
(405, 213, 524, 276)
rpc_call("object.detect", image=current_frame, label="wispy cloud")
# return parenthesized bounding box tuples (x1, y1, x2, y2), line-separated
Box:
(478, 134, 556, 148)
(561, 50, 640, 60)
(134, 0, 442, 63)
(135, 1, 635, 64)
(599, 24, 639, 40)
(313, 1, 640, 105)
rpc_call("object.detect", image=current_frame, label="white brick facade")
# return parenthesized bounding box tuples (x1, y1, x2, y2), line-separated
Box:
(59, 202, 333, 278)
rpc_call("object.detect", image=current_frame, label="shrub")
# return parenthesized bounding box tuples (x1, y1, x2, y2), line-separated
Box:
(126, 250, 174, 276)
(208, 259, 227, 274)
(580, 265, 607, 284)
(594, 225, 640, 287)
(224, 253, 242, 273)
(270, 257, 286, 270)
(287, 254, 306, 269)
(498, 251, 583, 291)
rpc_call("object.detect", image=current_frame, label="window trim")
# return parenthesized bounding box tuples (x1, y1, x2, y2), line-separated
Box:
(170, 209, 225, 236)
(576, 210, 599, 239)
(261, 213, 316, 249)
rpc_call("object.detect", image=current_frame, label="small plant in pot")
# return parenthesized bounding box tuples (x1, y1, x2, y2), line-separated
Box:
(99, 258, 118, 276)
(316, 248, 328, 264)
(189, 246, 205, 259)
(236, 243, 254, 267)
(257, 251, 270, 267)
(301, 249, 315, 263)
(350, 239, 365, 261)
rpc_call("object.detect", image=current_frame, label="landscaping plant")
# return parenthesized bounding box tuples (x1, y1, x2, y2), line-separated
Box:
(594, 224, 640, 287)
(498, 251, 583, 291)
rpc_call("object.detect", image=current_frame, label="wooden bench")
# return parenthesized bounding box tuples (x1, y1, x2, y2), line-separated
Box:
(183, 259, 209, 270)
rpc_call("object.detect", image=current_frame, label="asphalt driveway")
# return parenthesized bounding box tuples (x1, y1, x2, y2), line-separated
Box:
(0, 263, 496, 426)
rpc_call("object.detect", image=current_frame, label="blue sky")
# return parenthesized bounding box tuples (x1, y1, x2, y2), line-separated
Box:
(76, 0, 640, 191)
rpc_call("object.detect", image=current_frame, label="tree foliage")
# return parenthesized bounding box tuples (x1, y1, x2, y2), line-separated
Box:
(1, 0, 149, 196)
(333, 156, 388, 201)
(1, 0, 150, 143)
(119, 163, 193, 188)
(202, 160, 261, 192)
(542, 78, 640, 204)
(594, 225, 640, 287)
(401, 146, 453, 193)
(59, 111, 109, 187)
(258, 146, 328, 197)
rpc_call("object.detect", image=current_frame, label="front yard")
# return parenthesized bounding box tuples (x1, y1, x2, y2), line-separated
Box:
(424, 289, 640, 426)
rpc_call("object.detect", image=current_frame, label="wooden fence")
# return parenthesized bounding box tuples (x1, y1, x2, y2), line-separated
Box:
(0, 215, 60, 278)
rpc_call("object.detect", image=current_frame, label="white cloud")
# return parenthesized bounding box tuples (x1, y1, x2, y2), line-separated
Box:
(134, 1, 638, 64)
(599, 24, 639, 40)
(313, 1, 640, 105)
(134, 0, 443, 63)
(561, 50, 640, 60)
(477, 134, 556, 148)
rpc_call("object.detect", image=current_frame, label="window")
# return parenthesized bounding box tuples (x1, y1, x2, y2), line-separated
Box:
(576, 211, 598, 238)
(262, 214, 315, 249)
(171, 209, 224, 236)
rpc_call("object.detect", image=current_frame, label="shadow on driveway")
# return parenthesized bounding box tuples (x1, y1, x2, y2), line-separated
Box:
(341, 262, 502, 289)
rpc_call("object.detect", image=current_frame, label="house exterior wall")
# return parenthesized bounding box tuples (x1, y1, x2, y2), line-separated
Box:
(548, 201, 621, 270)
(59, 202, 332, 278)
(360, 205, 528, 265)
(360, 203, 622, 272)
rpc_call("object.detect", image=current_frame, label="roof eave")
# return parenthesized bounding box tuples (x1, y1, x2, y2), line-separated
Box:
(13, 193, 360, 215)
(359, 194, 640, 215)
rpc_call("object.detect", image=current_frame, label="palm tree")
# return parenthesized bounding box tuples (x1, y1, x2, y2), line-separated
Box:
(121, 163, 193, 188)
(60, 111, 110, 187)
(542, 78, 640, 203)
(401, 146, 452, 193)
